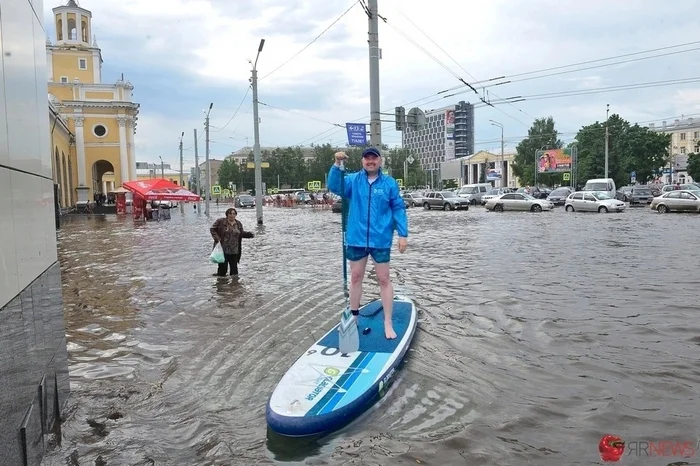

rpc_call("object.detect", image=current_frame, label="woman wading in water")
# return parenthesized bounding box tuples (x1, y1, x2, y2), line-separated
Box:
(210, 208, 254, 276)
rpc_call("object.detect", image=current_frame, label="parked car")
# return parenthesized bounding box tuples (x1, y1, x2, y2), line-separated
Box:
(546, 187, 573, 206)
(629, 186, 653, 205)
(480, 188, 509, 205)
(402, 192, 424, 207)
(565, 191, 625, 213)
(235, 194, 255, 208)
(456, 183, 491, 204)
(423, 191, 470, 210)
(484, 193, 554, 212)
(650, 190, 700, 213)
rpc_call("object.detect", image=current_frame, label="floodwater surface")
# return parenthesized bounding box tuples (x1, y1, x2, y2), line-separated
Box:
(41, 204, 700, 466)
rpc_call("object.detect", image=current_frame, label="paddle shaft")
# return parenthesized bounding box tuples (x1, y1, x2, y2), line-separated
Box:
(340, 161, 349, 300)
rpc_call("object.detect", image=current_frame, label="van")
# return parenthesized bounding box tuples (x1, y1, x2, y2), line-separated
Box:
(583, 178, 616, 199)
(457, 183, 492, 204)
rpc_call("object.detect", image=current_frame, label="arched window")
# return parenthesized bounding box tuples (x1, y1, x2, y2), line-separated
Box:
(81, 20, 88, 42)
(68, 18, 76, 40)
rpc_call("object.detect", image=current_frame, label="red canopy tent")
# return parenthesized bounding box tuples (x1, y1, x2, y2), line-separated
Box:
(122, 179, 201, 201)
(122, 179, 200, 221)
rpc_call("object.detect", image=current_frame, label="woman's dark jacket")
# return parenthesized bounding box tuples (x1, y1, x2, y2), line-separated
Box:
(210, 218, 254, 263)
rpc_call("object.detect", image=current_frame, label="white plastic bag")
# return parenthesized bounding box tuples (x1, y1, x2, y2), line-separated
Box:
(210, 243, 225, 264)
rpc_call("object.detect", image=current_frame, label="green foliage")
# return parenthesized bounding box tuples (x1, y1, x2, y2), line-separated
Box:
(511, 117, 563, 186)
(574, 114, 670, 188)
(217, 144, 426, 193)
(217, 158, 240, 190)
(687, 153, 700, 181)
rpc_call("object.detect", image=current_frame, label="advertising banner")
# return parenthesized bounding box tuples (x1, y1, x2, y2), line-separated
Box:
(486, 169, 501, 181)
(445, 110, 455, 161)
(537, 148, 573, 173)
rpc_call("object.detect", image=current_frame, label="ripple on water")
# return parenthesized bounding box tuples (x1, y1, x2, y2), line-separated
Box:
(41, 206, 700, 466)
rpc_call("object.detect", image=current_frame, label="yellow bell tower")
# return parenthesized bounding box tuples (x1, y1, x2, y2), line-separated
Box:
(48, 0, 103, 85)
(47, 0, 140, 202)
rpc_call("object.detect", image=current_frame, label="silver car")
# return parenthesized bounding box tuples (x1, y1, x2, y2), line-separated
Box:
(565, 191, 626, 213)
(650, 190, 700, 213)
(423, 191, 470, 211)
(484, 193, 554, 212)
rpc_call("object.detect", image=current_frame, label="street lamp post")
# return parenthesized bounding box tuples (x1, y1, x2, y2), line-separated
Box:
(251, 38, 265, 225)
(158, 156, 164, 178)
(204, 102, 213, 217)
(489, 120, 504, 187)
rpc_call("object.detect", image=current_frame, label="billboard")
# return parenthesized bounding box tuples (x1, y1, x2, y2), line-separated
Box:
(537, 148, 572, 173)
(486, 169, 501, 181)
(445, 110, 455, 161)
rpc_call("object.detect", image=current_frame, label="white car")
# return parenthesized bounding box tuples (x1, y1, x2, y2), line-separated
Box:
(484, 193, 554, 212)
(565, 191, 626, 213)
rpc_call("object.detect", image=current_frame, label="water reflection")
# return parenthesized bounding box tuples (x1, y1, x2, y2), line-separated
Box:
(42, 206, 700, 466)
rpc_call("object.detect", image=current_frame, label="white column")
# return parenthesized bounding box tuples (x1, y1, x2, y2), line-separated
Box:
(74, 116, 87, 186)
(47, 49, 53, 81)
(102, 180, 107, 194)
(92, 50, 101, 84)
(127, 119, 136, 180)
(62, 12, 68, 43)
(76, 16, 82, 44)
(118, 117, 129, 185)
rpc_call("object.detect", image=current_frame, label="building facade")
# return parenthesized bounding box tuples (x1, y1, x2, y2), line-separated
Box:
(402, 101, 475, 171)
(47, 0, 140, 205)
(1, 0, 71, 463)
(648, 117, 699, 184)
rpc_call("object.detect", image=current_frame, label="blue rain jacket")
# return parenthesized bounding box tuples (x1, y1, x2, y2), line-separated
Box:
(327, 164, 408, 249)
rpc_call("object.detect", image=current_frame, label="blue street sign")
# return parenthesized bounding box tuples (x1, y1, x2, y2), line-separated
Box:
(346, 123, 367, 146)
(630, 171, 636, 178)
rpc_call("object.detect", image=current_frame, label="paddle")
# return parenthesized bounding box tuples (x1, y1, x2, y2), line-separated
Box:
(337, 160, 359, 355)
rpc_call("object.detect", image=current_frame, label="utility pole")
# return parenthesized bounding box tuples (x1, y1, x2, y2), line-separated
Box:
(179, 131, 184, 213)
(368, 0, 381, 147)
(490, 120, 504, 187)
(605, 103, 609, 179)
(194, 128, 200, 215)
(251, 38, 265, 225)
(204, 103, 213, 217)
(159, 156, 164, 178)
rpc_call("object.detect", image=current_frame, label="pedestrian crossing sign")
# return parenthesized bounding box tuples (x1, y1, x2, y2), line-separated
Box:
(212, 185, 221, 195)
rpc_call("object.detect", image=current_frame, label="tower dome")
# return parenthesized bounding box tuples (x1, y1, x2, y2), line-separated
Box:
(52, 0, 92, 47)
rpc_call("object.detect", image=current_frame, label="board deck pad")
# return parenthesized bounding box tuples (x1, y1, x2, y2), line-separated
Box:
(266, 296, 417, 437)
(319, 301, 412, 354)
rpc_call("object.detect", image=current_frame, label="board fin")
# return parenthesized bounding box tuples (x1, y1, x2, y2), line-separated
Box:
(338, 306, 359, 355)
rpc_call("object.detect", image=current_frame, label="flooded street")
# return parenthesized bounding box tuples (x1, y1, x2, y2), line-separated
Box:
(42, 205, 700, 466)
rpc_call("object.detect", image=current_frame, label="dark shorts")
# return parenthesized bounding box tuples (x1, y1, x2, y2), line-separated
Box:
(346, 246, 391, 264)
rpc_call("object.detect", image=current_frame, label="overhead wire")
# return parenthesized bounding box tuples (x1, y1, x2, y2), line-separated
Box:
(440, 40, 700, 94)
(259, 0, 359, 81)
(210, 86, 251, 133)
(391, 7, 535, 126)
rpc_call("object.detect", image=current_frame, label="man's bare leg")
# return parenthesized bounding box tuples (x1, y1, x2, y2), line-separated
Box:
(349, 257, 368, 323)
(374, 261, 396, 339)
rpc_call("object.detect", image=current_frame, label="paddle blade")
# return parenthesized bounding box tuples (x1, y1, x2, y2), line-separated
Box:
(338, 307, 359, 355)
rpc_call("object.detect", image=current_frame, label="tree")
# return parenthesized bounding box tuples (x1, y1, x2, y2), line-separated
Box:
(575, 114, 670, 188)
(511, 117, 563, 186)
(217, 158, 240, 192)
(687, 153, 700, 182)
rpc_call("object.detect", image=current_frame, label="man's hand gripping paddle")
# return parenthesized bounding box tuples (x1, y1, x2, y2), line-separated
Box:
(337, 159, 359, 355)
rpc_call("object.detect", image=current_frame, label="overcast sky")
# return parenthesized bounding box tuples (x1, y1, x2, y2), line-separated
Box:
(44, 0, 700, 170)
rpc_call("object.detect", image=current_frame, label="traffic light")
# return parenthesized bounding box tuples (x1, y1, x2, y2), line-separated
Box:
(395, 106, 406, 131)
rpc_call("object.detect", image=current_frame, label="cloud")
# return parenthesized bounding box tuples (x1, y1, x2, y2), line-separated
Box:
(43, 0, 700, 169)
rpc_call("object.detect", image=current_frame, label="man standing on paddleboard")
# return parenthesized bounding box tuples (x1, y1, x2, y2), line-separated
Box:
(328, 148, 408, 339)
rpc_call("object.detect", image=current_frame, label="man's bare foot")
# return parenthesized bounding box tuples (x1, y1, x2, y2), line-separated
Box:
(385, 325, 397, 339)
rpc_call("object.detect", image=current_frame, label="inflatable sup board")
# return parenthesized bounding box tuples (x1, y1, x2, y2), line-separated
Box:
(266, 295, 417, 437)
